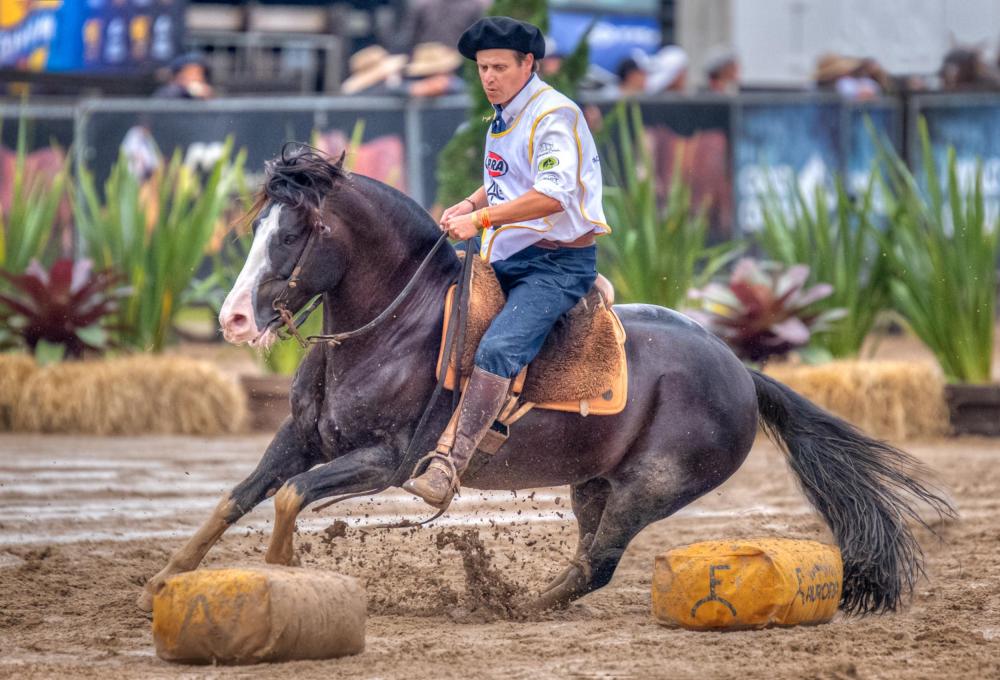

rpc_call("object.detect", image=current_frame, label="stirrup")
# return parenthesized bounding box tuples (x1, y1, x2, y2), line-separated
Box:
(406, 451, 460, 510)
(409, 450, 458, 481)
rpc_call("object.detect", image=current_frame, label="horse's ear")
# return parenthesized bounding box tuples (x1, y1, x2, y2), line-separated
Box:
(334, 151, 347, 169)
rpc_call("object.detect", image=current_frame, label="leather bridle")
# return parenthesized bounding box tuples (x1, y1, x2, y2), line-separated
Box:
(270, 223, 451, 349)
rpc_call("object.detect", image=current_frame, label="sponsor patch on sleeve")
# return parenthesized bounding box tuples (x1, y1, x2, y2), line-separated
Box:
(537, 155, 560, 171)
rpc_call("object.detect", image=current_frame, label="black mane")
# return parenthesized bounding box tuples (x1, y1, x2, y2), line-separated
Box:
(258, 144, 347, 217)
(256, 143, 446, 247)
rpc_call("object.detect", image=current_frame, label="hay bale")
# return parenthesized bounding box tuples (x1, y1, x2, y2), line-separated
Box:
(12, 355, 246, 435)
(764, 360, 949, 440)
(0, 354, 38, 430)
(153, 567, 366, 664)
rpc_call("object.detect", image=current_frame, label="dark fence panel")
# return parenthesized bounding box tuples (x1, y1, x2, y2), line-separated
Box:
(0, 104, 77, 151)
(910, 94, 1000, 224)
(409, 96, 469, 209)
(584, 95, 734, 240)
(733, 95, 900, 234)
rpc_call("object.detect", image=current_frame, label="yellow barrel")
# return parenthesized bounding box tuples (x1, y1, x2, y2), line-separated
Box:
(153, 567, 366, 664)
(651, 538, 842, 630)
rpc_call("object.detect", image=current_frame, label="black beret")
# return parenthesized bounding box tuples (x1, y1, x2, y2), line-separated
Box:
(458, 17, 546, 61)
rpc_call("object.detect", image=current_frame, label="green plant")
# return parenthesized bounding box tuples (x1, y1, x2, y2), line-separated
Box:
(687, 259, 844, 364)
(435, 0, 591, 208)
(74, 138, 246, 351)
(0, 258, 130, 362)
(0, 118, 69, 274)
(876, 118, 999, 384)
(599, 103, 740, 309)
(758, 173, 889, 358)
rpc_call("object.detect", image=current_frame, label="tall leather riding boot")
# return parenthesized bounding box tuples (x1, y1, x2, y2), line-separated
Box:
(403, 366, 512, 508)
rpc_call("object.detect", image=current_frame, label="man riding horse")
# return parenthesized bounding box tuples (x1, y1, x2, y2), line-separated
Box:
(403, 16, 611, 509)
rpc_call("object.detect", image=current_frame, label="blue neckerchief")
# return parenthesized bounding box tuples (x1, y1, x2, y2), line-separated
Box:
(491, 104, 506, 133)
(490, 74, 537, 133)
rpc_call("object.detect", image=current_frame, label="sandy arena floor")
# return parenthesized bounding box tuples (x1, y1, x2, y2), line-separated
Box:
(0, 432, 998, 679)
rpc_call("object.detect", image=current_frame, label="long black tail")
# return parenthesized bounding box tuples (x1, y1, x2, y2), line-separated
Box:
(750, 370, 955, 615)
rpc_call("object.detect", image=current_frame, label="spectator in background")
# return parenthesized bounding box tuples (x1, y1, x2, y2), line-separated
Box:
(644, 45, 688, 94)
(858, 57, 892, 93)
(391, 0, 489, 56)
(616, 56, 647, 95)
(540, 36, 566, 78)
(940, 47, 1000, 91)
(703, 48, 739, 94)
(341, 45, 407, 95)
(404, 42, 465, 97)
(153, 52, 214, 99)
(814, 53, 881, 100)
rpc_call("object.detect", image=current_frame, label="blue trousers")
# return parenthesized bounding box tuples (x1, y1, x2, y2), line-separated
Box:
(472, 240, 597, 379)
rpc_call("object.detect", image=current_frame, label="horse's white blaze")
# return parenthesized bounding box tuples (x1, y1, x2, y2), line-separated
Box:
(219, 204, 282, 345)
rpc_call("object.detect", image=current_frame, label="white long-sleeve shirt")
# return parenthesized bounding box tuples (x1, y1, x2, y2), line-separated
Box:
(479, 75, 610, 263)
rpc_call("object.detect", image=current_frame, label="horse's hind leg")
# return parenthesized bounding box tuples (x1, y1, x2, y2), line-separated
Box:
(537, 478, 610, 596)
(137, 418, 319, 611)
(530, 444, 745, 611)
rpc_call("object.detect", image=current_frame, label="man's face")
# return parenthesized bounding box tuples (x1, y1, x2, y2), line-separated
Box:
(476, 49, 533, 105)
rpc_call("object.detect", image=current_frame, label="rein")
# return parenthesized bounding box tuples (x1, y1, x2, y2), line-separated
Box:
(268, 223, 475, 526)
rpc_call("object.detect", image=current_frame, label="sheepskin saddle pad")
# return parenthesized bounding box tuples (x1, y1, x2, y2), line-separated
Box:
(436, 254, 628, 415)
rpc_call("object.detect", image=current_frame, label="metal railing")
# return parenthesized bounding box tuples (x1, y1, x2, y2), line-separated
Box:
(2, 92, 998, 237)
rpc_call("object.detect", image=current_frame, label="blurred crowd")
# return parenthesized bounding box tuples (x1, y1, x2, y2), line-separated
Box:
(151, 0, 1000, 102)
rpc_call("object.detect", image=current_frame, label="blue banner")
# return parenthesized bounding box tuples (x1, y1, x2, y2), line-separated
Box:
(1, 0, 185, 73)
(548, 10, 660, 73)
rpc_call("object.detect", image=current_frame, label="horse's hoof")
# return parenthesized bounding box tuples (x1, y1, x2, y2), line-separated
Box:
(136, 588, 154, 613)
(264, 549, 300, 567)
(524, 564, 588, 613)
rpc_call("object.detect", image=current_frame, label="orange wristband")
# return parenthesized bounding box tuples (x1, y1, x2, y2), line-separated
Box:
(478, 208, 492, 230)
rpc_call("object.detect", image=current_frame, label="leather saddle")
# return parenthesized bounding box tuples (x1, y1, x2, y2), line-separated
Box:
(436, 254, 628, 418)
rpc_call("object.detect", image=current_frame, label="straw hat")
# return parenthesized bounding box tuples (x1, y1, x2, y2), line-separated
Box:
(405, 42, 462, 78)
(814, 53, 862, 83)
(341, 45, 407, 94)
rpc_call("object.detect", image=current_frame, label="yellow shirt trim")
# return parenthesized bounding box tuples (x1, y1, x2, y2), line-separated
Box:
(488, 87, 553, 138)
(527, 106, 612, 233)
(480, 217, 555, 262)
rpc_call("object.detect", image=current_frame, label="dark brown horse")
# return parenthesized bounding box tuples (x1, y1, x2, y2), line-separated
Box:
(138, 148, 951, 615)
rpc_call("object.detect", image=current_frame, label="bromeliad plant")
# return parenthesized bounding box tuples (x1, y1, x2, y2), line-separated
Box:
(687, 259, 844, 364)
(0, 258, 130, 361)
(600, 103, 740, 309)
(74, 137, 246, 351)
(875, 118, 1000, 384)
(758, 173, 890, 358)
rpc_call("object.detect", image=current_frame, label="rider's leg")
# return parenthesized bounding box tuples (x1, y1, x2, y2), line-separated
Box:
(403, 244, 597, 508)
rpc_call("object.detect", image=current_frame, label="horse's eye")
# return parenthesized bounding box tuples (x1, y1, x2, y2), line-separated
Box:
(282, 233, 297, 246)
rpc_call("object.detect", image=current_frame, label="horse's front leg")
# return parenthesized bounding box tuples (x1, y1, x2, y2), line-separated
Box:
(137, 418, 321, 611)
(265, 444, 396, 566)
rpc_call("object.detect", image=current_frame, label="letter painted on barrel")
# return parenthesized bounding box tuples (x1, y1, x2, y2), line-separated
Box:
(651, 538, 843, 630)
(485, 152, 508, 177)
